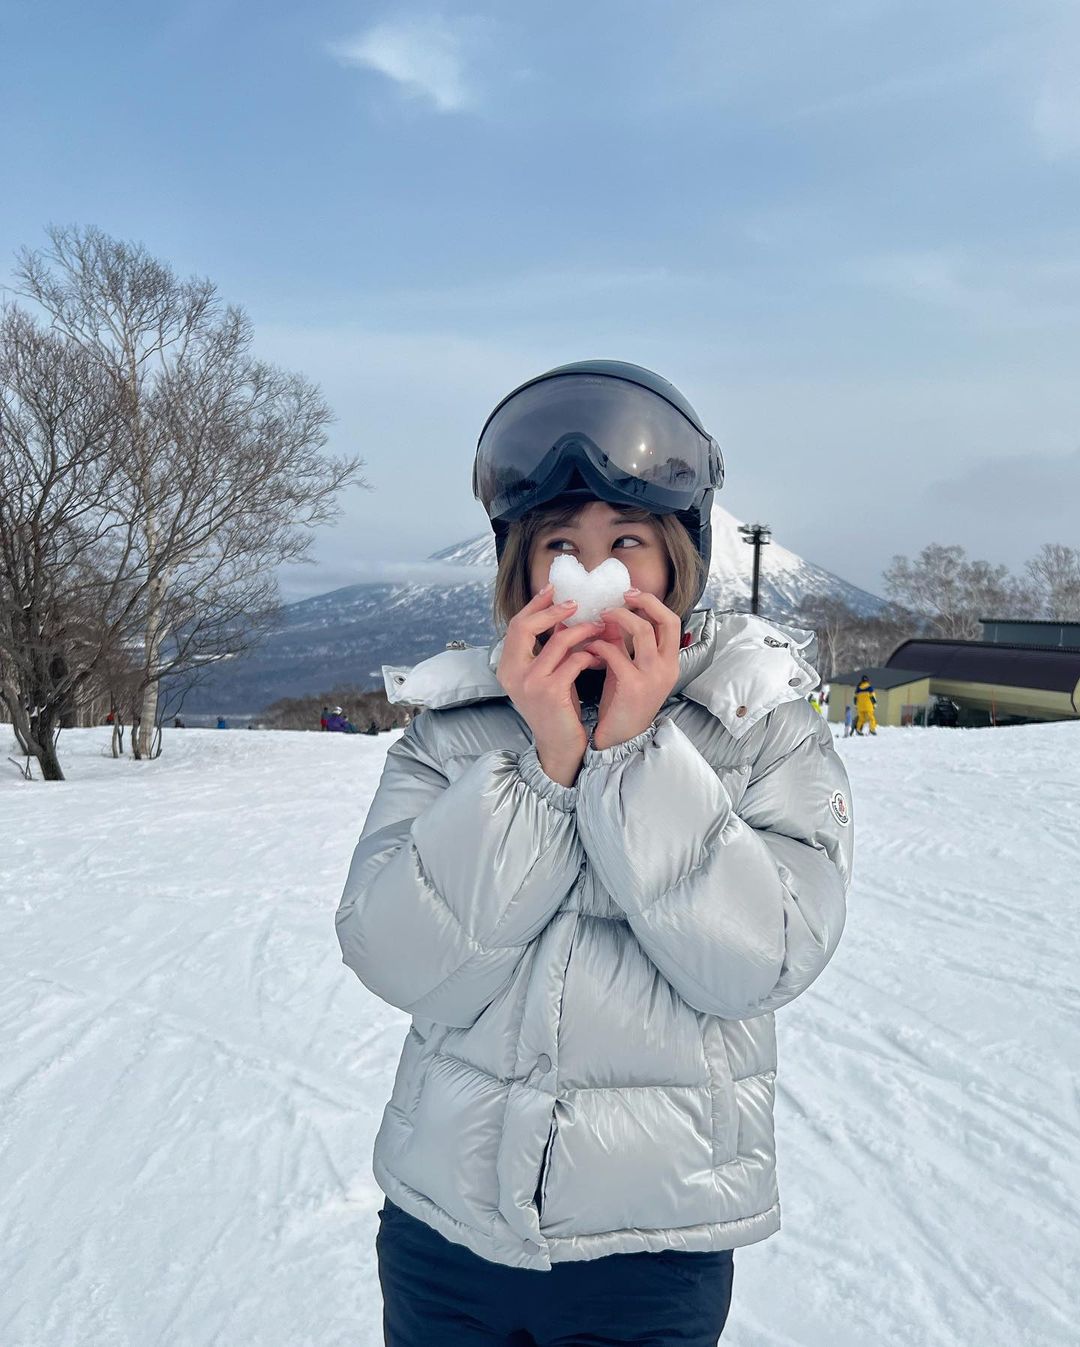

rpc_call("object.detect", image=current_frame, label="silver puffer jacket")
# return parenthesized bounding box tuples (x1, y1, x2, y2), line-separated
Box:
(337, 610, 853, 1271)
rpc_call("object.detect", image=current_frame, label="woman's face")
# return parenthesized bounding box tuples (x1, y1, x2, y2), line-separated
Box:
(527, 501, 672, 644)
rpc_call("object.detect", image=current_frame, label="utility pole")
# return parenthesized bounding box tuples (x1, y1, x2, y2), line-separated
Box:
(738, 522, 772, 615)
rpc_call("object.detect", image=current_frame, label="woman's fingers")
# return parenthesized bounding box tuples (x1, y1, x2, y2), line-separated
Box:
(497, 586, 607, 708)
(623, 591, 681, 656)
(522, 582, 556, 611)
(500, 590, 580, 676)
(585, 638, 637, 680)
(514, 602, 581, 644)
(596, 605, 658, 659)
(530, 619, 605, 678)
(556, 648, 606, 684)
(512, 585, 573, 632)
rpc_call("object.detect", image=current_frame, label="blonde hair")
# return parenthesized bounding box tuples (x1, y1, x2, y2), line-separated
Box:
(492, 500, 705, 631)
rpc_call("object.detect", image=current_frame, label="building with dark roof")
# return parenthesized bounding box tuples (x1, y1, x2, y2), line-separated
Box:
(884, 638, 1080, 723)
(980, 619, 1080, 649)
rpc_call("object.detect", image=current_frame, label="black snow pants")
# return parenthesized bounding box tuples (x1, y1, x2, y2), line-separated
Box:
(376, 1199, 735, 1346)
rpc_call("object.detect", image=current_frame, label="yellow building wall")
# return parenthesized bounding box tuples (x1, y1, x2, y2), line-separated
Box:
(828, 683, 860, 724)
(929, 678, 1080, 722)
(882, 678, 931, 725)
(828, 679, 931, 727)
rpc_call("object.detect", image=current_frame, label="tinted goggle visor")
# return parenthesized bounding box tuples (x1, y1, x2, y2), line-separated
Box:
(473, 375, 724, 521)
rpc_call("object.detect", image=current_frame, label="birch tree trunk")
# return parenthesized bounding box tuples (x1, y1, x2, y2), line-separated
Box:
(137, 559, 168, 759)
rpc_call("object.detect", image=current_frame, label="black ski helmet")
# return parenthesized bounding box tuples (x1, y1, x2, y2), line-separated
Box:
(473, 360, 723, 601)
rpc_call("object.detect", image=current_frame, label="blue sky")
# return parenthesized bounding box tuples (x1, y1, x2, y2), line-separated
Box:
(2, 0, 1079, 600)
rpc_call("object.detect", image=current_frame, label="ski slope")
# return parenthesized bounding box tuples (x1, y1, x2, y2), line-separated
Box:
(1, 722, 1078, 1346)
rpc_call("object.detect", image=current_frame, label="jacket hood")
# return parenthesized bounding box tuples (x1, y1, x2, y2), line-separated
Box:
(384, 609, 820, 742)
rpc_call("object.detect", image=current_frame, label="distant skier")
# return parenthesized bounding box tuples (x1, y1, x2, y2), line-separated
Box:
(854, 675, 878, 736)
(844, 703, 854, 737)
(326, 706, 360, 733)
(808, 689, 823, 715)
(320, 706, 329, 732)
(216, 715, 228, 730)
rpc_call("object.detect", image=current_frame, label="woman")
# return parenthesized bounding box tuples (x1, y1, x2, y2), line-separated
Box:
(337, 361, 853, 1345)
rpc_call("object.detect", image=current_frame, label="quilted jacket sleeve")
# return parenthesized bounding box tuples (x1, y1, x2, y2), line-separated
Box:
(575, 699, 852, 1020)
(336, 712, 583, 1028)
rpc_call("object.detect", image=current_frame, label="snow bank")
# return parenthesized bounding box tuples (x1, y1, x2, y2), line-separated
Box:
(1, 723, 1077, 1345)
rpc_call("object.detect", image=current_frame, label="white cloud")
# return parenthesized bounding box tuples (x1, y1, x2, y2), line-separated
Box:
(331, 16, 477, 113)
(1033, 68, 1080, 159)
(277, 558, 494, 604)
(1025, 3, 1080, 158)
(336, 559, 493, 585)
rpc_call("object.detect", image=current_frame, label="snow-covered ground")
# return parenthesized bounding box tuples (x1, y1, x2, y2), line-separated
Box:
(1, 722, 1078, 1346)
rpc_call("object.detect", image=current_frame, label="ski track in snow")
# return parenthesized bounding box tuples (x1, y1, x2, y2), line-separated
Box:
(1, 723, 1078, 1346)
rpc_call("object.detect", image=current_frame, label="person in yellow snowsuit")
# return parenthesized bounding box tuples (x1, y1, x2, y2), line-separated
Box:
(854, 675, 878, 735)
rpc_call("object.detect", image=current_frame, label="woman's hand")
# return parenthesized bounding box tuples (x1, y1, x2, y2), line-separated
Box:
(585, 591, 682, 751)
(496, 583, 605, 786)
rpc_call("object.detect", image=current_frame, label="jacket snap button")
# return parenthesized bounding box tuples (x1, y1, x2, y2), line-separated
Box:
(523, 1238, 540, 1253)
(788, 677, 800, 687)
(735, 705, 748, 717)
(536, 1053, 552, 1073)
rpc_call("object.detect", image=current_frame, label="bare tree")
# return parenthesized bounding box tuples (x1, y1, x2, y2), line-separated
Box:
(844, 608, 925, 671)
(1026, 543, 1080, 620)
(15, 225, 365, 757)
(883, 543, 1031, 640)
(0, 306, 134, 779)
(795, 595, 926, 678)
(792, 597, 850, 680)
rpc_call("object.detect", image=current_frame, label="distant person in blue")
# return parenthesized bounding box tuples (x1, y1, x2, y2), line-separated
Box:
(216, 716, 228, 730)
(325, 706, 359, 733)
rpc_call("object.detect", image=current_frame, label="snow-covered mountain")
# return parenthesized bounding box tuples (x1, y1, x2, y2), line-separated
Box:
(181, 504, 884, 713)
(432, 503, 884, 618)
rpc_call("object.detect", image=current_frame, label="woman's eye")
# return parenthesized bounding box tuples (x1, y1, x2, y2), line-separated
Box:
(544, 536, 642, 552)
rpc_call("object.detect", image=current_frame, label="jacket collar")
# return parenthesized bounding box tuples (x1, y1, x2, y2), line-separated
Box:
(383, 608, 818, 741)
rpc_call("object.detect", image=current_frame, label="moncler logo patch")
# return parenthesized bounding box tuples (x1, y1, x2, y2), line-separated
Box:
(830, 791, 850, 826)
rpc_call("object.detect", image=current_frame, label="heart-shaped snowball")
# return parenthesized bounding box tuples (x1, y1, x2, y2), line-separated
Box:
(548, 555, 632, 626)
